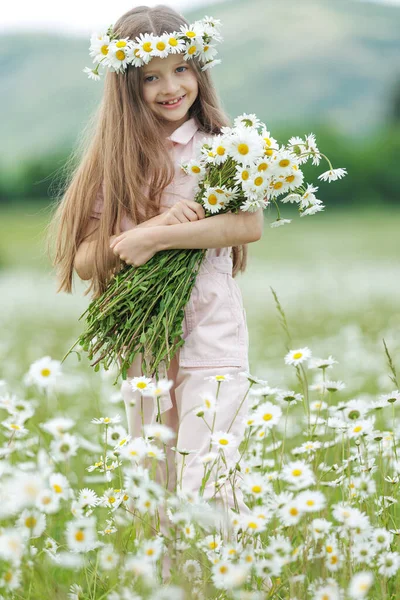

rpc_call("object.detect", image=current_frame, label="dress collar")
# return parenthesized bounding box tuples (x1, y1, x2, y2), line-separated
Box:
(166, 117, 199, 146)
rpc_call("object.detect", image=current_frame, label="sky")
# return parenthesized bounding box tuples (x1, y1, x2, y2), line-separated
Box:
(0, 0, 231, 35)
(0, 0, 398, 34)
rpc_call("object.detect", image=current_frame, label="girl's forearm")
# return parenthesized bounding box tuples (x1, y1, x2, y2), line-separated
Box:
(154, 210, 263, 251)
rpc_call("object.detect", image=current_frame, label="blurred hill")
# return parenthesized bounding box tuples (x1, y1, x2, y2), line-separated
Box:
(1, 0, 400, 167)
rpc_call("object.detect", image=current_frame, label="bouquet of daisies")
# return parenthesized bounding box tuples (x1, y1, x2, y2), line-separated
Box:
(63, 113, 346, 383)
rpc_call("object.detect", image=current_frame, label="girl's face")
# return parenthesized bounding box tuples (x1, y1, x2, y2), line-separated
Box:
(141, 52, 199, 131)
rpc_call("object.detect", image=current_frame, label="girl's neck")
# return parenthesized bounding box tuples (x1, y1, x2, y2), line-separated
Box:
(161, 113, 191, 138)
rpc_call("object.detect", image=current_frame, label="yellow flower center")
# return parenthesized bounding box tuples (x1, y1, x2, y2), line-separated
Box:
(186, 31, 196, 38)
(290, 507, 298, 516)
(208, 194, 218, 205)
(306, 499, 315, 506)
(293, 352, 303, 359)
(169, 37, 178, 46)
(146, 548, 154, 555)
(247, 521, 258, 529)
(219, 438, 229, 445)
(258, 162, 268, 171)
(101, 45, 109, 55)
(109, 497, 115, 503)
(25, 517, 37, 528)
(279, 159, 290, 167)
(273, 181, 283, 190)
(216, 146, 225, 156)
(353, 426, 362, 432)
(292, 469, 302, 476)
(209, 541, 217, 549)
(241, 170, 249, 180)
(219, 565, 228, 573)
(116, 41, 127, 48)
(326, 545, 333, 553)
(41, 368, 51, 377)
(286, 175, 295, 183)
(142, 42, 153, 53)
(156, 41, 166, 51)
(263, 413, 272, 421)
(53, 484, 62, 493)
(188, 46, 197, 55)
(254, 176, 264, 186)
(191, 166, 201, 173)
(75, 530, 85, 542)
(116, 50, 126, 61)
(237, 143, 249, 155)
(252, 485, 262, 493)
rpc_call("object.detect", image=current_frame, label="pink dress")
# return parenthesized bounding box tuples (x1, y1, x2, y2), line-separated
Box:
(90, 116, 251, 518)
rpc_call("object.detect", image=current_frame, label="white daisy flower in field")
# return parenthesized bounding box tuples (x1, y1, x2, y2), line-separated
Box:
(78, 488, 99, 508)
(299, 183, 320, 208)
(197, 390, 216, 414)
(284, 347, 312, 366)
(348, 419, 374, 439)
(234, 164, 253, 187)
(275, 390, 303, 404)
(271, 149, 299, 177)
(318, 167, 347, 182)
(242, 473, 270, 498)
(66, 516, 98, 553)
(314, 580, 341, 597)
(311, 518, 332, 540)
(310, 400, 329, 411)
(379, 390, 400, 405)
(323, 380, 346, 392)
(17, 509, 46, 539)
(211, 431, 238, 449)
(227, 127, 265, 166)
(35, 488, 60, 514)
(348, 571, 373, 599)
(371, 527, 393, 549)
(351, 542, 376, 564)
(144, 423, 176, 444)
(40, 416, 76, 437)
(49, 473, 71, 500)
(99, 543, 119, 570)
(146, 443, 165, 461)
(182, 558, 202, 580)
(292, 440, 322, 455)
(25, 356, 62, 390)
(212, 560, 250, 589)
(350, 474, 376, 499)
(135, 491, 158, 515)
(98, 518, 117, 537)
(2, 418, 28, 436)
(253, 401, 282, 427)
(98, 488, 124, 510)
(279, 500, 303, 526)
(309, 355, 337, 369)
(120, 437, 149, 462)
(141, 378, 173, 398)
(182, 522, 196, 539)
(241, 197, 266, 212)
(204, 373, 233, 383)
(50, 433, 79, 461)
(198, 451, 218, 466)
(180, 22, 205, 42)
(270, 218, 292, 228)
(0, 529, 25, 564)
(108, 425, 130, 449)
(202, 534, 222, 552)
(180, 158, 206, 177)
(281, 460, 316, 489)
(377, 551, 400, 577)
(91, 415, 122, 425)
(296, 490, 326, 512)
(130, 376, 153, 394)
(281, 192, 302, 204)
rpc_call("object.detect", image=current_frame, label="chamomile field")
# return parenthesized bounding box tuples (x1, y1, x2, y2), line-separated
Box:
(0, 203, 399, 599)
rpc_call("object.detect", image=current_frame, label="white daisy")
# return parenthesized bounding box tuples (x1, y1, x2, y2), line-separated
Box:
(144, 423, 176, 444)
(204, 373, 233, 383)
(133, 32, 156, 63)
(66, 516, 98, 553)
(300, 202, 325, 216)
(99, 544, 119, 570)
(234, 113, 262, 130)
(253, 401, 282, 427)
(201, 186, 225, 213)
(83, 66, 101, 81)
(150, 33, 170, 58)
(284, 347, 312, 366)
(141, 378, 173, 398)
(180, 158, 206, 177)
(270, 218, 292, 228)
(201, 58, 222, 71)
(89, 32, 111, 63)
(25, 356, 62, 390)
(104, 38, 134, 73)
(296, 490, 326, 512)
(227, 127, 265, 166)
(91, 415, 122, 425)
(348, 571, 373, 599)
(179, 22, 205, 42)
(318, 167, 347, 182)
(281, 460, 316, 489)
(211, 431, 238, 449)
(164, 33, 186, 54)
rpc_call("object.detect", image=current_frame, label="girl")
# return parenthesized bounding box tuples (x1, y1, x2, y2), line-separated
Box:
(49, 2, 263, 567)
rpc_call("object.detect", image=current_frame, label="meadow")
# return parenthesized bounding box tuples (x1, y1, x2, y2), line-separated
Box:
(0, 203, 399, 599)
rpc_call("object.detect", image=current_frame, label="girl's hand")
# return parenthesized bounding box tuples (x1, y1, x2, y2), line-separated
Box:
(109, 228, 158, 267)
(159, 198, 205, 225)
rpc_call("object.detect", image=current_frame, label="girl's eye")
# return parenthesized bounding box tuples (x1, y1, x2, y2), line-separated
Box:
(144, 66, 187, 83)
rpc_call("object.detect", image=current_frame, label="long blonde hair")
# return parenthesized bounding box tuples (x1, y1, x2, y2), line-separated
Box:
(47, 4, 248, 299)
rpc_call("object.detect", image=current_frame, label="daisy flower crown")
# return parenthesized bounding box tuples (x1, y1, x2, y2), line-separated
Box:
(83, 15, 223, 81)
